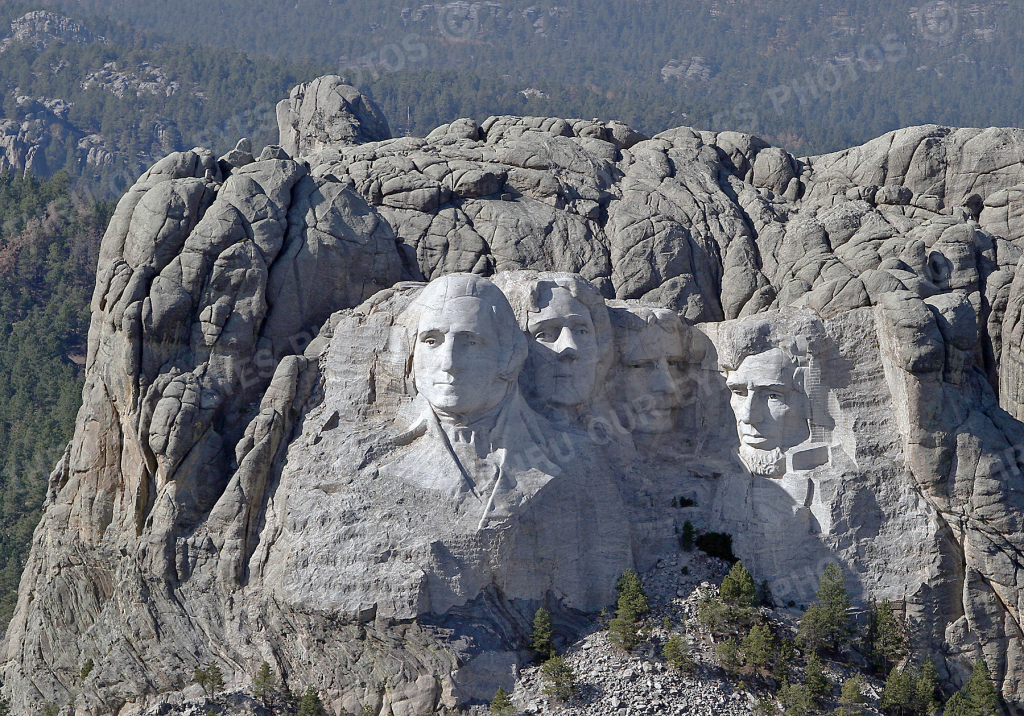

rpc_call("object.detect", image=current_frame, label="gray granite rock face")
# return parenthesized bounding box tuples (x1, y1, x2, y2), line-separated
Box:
(8, 79, 1024, 715)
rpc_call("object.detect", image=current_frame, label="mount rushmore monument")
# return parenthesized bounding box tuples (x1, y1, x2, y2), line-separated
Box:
(8, 74, 1024, 714)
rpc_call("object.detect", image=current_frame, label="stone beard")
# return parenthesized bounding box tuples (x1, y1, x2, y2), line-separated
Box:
(725, 347, 811, 477)
(612, 306, 686, 435)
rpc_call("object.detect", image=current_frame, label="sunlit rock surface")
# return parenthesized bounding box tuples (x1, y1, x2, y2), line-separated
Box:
(7, 80, 1024, 715)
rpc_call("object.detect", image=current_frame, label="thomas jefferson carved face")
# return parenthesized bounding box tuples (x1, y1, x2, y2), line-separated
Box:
(411, 278, 521, 420)
(525, 285, 600, 407)
(619, 317, 686, 434)
(726, 348, 811, 476)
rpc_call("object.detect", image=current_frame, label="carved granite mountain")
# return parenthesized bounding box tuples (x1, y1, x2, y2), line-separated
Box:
(6, 79, 1024, 716)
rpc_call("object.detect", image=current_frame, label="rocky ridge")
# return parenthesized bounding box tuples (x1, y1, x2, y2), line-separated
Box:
(0, 10, 106, 52)
(6, 75, 1024, 716)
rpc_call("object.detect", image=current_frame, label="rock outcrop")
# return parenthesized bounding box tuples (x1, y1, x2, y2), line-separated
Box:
(0, 10, 106, 52)
(7, 78, 1024, 716)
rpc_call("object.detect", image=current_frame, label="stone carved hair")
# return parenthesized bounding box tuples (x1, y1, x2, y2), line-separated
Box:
(608, 301, 689, 357)
(492, 270, 613, 359)
(395, 273, 529, 393)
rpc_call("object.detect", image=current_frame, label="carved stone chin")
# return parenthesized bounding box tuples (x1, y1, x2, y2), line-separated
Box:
(739, 444, 786, 477)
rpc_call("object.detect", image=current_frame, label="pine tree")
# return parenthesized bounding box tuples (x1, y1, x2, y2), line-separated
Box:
(663, 634, 695, 672)
(205, 664, 224, 696)
(880, 665, 914, 715)
(779, 682, 816, 716)
(716, 639, 742, 676)
(254, 661, 277, 707)
(797, 563, 852, 652)
(681, 520, 694, 551)
(531, 607, 555, 660)
(490, 686, 514, 716)
(804, 653, 831, 703)
(742, 623, 775, 670)
(540, 655, 575, 702)
(868, 599, 907, 673)
(774, 637, 797, 684)
(608, 569, 649, 651)
(965, 659, 1002, 716)
(838, 674, 866, 715)
(720, 561, 759, 607)
(297, 686, 326, 716)
(942, 692, 971, 716)
(913, 659, 939, 716)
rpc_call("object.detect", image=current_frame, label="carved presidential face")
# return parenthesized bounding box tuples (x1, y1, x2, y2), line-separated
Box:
(619, 323, 686, 434)
(413, 294, 510, 418)
(525, 285, 600, 407)
(726, 348, 811, 476)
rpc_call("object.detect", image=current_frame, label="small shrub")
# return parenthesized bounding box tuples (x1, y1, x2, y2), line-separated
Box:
(681, 565, 689, 575)
(540, 655, 575, 702)
(678, 496, 695, 507)
(80, 657, 94, 680)
(697, 594, 728, 634)
(663, 634, 695, 672)
(41, 704, 59, 716)
(715, 639, 742, 676)
(490, 686, 515, 716)
(695, 532, 737, 563)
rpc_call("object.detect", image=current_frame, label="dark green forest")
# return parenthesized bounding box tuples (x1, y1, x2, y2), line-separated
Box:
(35, 0, 1024, 153)
(0, 171, 112, 623)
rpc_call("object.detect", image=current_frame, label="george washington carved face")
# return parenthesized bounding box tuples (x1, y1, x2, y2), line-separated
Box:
(405, 274, 527, 422)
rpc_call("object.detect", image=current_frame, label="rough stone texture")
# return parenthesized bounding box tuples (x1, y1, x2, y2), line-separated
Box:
(0, 10, 106, 52)
(276, 75, 392, 158)
(9, 78, 1024, 715)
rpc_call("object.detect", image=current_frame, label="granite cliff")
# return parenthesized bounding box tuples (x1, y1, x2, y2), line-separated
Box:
(6, 74, 1024, 715)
